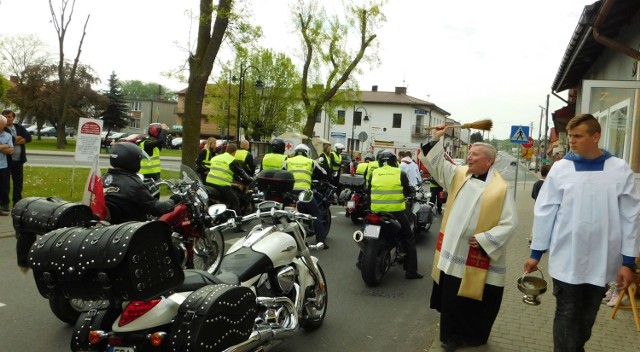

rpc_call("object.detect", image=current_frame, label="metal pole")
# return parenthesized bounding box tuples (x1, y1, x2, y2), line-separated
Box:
(538, 106, 544, 161)
(351, 106, 356, 153)
(227, 72, 232, 141)
(543, 94, 550, 164)
(236, 63, 244, 142)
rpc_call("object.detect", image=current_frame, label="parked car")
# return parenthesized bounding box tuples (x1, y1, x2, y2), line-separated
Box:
(510, 160, 517, 166)
(340, 152, 352, 173)
(171, 137, 183, 149)
(118, 133, 147, 144)
(39, 126, 57, 136)
(528, 161, 537, 171)
(104, 132, 129, 145)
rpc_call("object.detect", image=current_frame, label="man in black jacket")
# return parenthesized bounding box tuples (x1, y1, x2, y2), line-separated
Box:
(102, 142, 179, 223)
(2, 109, 32, 211)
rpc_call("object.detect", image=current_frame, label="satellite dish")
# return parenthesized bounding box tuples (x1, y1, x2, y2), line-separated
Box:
(358, 131, 368, 142)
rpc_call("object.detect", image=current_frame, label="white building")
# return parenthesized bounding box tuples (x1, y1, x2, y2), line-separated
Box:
(313, 86, 465, 157)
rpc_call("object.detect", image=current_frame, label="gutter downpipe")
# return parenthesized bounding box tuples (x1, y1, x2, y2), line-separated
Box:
(592, 0, 640, 61)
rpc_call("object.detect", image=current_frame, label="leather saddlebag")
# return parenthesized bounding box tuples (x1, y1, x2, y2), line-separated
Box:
(12, 197, 95, 268)
(12, 197, 95, 234)
(28, 221, 185, 301)
(169, 284, 257, 352)
(70, 300, 119, 352)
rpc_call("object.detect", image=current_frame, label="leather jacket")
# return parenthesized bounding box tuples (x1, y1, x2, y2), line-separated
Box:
(102, 168, 176, 223)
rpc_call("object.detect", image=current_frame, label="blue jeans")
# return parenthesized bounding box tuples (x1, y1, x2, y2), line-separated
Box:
(552, 278, 607, 352)
(294, 192, 326, 242)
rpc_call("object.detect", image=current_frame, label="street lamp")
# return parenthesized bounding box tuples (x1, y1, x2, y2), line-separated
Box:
(352, 106, 369, 154)
(233, 63, 263, 142)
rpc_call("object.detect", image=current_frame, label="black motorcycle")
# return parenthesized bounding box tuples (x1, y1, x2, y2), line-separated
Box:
(312, 179, 337, 239)
(353, 207, 417, 286)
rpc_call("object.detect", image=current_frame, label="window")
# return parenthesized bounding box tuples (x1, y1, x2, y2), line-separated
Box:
(130, 111, 141, 128)
(337, 110, 345, 125)
(353, 111, 362, 126)
(315, 111, 321, 123)
(131, 101, 141, 111)
(392, 113, 402, 128)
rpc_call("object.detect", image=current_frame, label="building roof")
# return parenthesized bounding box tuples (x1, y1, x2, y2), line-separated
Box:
(552, 0, 640, 92)
(360, 88, 450, 116)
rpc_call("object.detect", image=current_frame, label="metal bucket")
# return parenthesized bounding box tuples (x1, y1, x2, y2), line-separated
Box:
(517, 270, 548, 305)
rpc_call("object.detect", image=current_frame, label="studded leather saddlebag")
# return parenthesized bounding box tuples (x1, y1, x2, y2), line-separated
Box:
(28, 221, 184, 301)
(70, 300, 119, 352)
(12, 197, 95, 268)
(169, 284, 257, 352)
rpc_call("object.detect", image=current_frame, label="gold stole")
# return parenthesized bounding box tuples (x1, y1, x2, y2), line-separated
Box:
(430, 166, 507, 301)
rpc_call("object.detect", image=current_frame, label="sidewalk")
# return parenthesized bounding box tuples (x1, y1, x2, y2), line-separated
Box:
(426, 177, 640, 351)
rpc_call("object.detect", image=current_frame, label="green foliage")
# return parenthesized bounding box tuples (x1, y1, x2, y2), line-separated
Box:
(100, 72, 131, 131)
(470, 131, 484, 143)
(0, 74, 10, 105)
(120, 80, 177, 101)
(20, 166, 179, 202)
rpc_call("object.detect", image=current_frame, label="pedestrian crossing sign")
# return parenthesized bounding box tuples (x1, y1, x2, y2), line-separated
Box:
(510, 125, 530, 144)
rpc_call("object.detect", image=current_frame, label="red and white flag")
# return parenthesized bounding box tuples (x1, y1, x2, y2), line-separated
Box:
(82, 157, 107, 221)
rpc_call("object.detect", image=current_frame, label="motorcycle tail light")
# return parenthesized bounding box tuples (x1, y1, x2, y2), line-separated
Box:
(88, 330, 107, 345)
(366, 213, 382, 224)
(149, 331, 167, 347)
(119, 299, 161, 327)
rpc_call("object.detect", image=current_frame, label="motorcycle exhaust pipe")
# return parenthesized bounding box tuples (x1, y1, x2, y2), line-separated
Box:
(223, 296, 299, 352)
(353, 230, 365, 250)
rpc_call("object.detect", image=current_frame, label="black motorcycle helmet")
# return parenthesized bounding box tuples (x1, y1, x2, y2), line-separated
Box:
(110, 142, 148, 173)
(377, 149, 398, 167)
(364, 153, 374, 162)
(271, 138, 285, 154)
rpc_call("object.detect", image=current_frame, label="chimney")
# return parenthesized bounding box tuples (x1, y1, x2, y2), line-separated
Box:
(372, 85, 378, 92)
(395, 86, 407, 95)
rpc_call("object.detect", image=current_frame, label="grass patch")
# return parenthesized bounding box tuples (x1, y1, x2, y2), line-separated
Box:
(20, 166, 179, 202)
(27, 137, 183, 157)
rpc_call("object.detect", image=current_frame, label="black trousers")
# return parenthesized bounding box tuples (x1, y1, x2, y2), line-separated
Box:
(9, 161, 25, 206)
(0, 167, 10, 208)
(390, 210, 418, 274)
(210, 184, 240, 213)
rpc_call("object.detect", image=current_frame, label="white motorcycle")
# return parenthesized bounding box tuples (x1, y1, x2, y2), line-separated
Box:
(80, 193, 328, 352)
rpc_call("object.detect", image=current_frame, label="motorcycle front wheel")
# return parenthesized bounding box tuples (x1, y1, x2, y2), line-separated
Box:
(192, 230, 225, 273)
(48, 295, 86, 325)
(360, 240, 392, 287)
(322, 207, 332, 238)
(300, 265, 328, 331)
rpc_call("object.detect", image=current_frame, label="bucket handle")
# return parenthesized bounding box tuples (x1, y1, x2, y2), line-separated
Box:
(521, 269, 545, 282)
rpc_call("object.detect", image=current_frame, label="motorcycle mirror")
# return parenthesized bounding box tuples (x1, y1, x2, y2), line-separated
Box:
(298, 190, 314, 203)
(208, 204, 227, 217)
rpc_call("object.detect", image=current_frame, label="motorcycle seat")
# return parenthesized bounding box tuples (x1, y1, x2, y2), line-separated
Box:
(175, 269, 225, 292)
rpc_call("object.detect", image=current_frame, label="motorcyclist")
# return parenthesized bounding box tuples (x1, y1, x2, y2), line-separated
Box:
(287, 143, 329, 249)
(235, 140, 256, 175)
(364, 150, 381, 186)
(205, 142, 253, 227)
(367, 149, 423, 279)
(355, 153, 374, 175)
(139, 122, 168, 182)
(102, 142, 180, 224)
(260, 138, 288, 171)
(195, 137, 218, 183)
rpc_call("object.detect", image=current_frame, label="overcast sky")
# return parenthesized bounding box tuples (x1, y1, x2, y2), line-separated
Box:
(1, 0, 596, 139)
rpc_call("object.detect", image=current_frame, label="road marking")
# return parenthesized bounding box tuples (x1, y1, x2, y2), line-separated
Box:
(0, 302, 6, 308)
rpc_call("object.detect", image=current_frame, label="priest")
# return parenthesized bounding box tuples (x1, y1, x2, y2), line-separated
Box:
(419, 125, 518, 351)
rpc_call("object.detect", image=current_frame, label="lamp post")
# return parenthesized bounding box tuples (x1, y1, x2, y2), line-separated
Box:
(352, 106, 369, 154)
(233, 63, 263, 142)
(227, 72, 232, 141)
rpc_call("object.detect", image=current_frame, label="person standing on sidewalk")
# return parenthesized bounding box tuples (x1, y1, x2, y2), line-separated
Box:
(0, 115, 15, 215)
(420, 125, 518, 351)
(2, 109, 31, 209)
(524, 113, 640, 352)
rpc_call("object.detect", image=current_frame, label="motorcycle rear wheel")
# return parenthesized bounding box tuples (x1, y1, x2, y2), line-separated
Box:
(192, 230, 225, 273)
(361, 240, 391, 286)
(300, 265, 328, 331)
(322, 207, 332, 238)
(48, 295, 86, 325)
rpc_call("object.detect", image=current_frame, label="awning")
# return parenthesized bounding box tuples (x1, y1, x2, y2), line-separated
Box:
(551, 104, 576, 135)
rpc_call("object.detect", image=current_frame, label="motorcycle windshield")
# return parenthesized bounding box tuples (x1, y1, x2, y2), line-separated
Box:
(179, 164, 202, 186)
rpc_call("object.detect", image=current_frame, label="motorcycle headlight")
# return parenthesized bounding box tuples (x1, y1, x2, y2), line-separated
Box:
(197, 187, 209, 203)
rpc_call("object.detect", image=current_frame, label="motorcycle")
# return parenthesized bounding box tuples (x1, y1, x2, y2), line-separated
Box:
(352, 203, 418, 286)
(311, 179, 336, 239)
(338, 174, 367, 224)
(408, 178, 435, 233)
(153, 164, 226, 272)
(81, 194, 327, 352)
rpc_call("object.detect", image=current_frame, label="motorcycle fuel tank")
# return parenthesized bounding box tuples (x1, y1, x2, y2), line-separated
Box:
(227, 226, 298, 268)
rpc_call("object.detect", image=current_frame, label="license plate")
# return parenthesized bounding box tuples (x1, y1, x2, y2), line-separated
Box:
(364, 224, 381, 239)
(108, 347, 135, 352)
(347, 201, 355, 209)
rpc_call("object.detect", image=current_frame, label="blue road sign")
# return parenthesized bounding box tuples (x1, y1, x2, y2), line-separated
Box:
(510, 125, 530, 144)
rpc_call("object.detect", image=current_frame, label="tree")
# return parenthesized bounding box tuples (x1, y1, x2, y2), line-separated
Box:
(294, 0, 387, 138)
(470, 131, 484, 144)
(0, 74, 11, 105)
(120, 80, 176, 101)
(49, 0, 91, 148)
(181, 0, 234, 169)
(100, 72, 131, 136)
(8, 63, 104, 137)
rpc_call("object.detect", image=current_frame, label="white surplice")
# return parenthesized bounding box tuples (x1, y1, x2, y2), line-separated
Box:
(531, 157, 640, 286)
(420, 140, 518, 287)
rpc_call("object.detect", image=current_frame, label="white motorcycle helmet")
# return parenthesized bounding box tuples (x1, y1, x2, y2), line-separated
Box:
(334, 143, 344, 153)
(293, 143, 311, 157)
